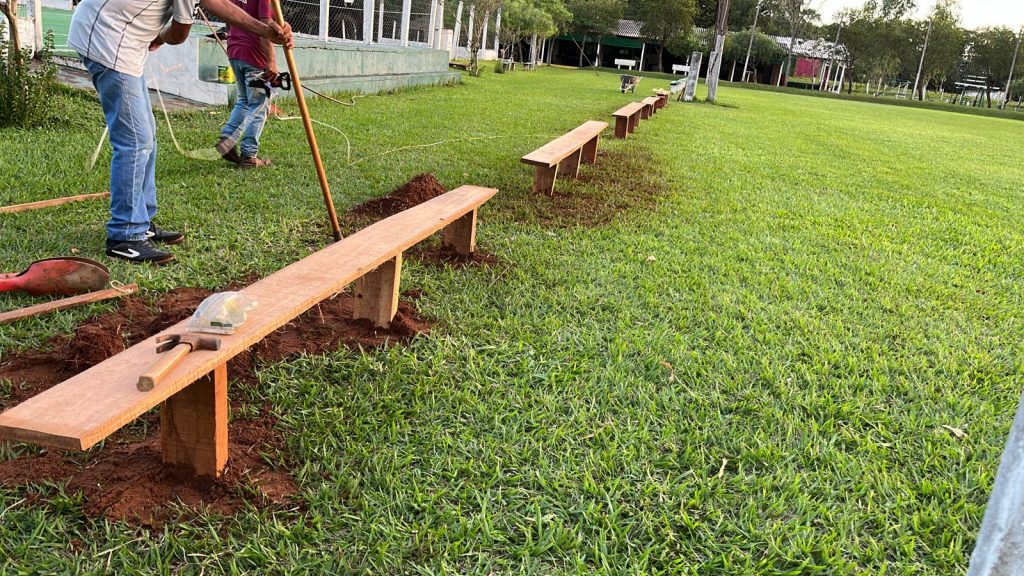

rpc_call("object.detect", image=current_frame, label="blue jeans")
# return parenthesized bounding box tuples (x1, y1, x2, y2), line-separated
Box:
(220, 59, 270, 159)
(82, 57, 157, 242)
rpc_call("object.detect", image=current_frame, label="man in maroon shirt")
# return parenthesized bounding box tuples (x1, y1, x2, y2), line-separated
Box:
(216, 0, 278, 168)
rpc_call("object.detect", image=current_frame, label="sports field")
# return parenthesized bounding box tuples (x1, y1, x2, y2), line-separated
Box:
(1, 67, 1022, 573)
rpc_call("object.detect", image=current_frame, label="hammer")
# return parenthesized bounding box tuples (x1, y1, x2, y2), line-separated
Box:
(137, 334, 222, 391)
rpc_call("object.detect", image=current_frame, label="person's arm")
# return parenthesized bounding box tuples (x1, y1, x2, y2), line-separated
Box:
(200, 0, 293, 48)
(261, 17, 277, 75)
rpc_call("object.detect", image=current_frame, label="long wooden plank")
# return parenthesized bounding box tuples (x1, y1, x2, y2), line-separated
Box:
(0, 185, 498, 450)
(0, 192, 110, 214)
(0, 284, 138, 325)
(612, 102, 644, 118)
(521, 121, 608, 167)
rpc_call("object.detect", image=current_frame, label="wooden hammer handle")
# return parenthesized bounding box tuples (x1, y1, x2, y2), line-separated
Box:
(137, 343, 192, 391)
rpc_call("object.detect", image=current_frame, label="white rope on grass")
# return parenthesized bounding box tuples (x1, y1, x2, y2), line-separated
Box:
(86, 125, 108, 170)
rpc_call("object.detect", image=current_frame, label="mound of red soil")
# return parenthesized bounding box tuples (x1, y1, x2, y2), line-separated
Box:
(1, 409, 295, 528)
(351, 172, 448, 218)
(0, 285, 432, 526)
(346, 173, 500, 267)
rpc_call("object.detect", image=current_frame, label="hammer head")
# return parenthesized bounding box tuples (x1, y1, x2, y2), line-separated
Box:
(155, 333, 222, 353)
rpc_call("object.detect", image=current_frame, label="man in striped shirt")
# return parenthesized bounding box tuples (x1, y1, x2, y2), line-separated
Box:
(69, 0, 293, 264)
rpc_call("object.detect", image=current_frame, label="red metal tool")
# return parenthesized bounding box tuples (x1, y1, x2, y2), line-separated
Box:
(0, 257, 110, 296)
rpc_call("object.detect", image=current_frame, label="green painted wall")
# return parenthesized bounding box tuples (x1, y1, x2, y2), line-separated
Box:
(198, 38, 459, 95)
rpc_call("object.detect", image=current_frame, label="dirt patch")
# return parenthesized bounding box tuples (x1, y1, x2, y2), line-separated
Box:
(350, 172, 449, 219)
(406, 239, 501, 269)
(342, 173, 500, 267)
(493, 146, 670, 229)
(0, 407, 295, 528)
(0, 285, 432, 526)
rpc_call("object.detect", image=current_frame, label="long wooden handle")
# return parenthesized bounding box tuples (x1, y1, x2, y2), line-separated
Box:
(0, 284, 137, 325)
(0, 192, 110, 214)
(138, 344, 192, 391)
(267, 0, 343, 243)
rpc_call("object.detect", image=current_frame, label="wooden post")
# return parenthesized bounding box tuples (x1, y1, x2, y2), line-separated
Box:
(581, 135, 599, 164)
(442, 209, 477, 255)
(161, 364, 228, 477)
(683, 51, 702, 102)
(533, 165, 557, 194)
(614, 117, 628, 139)
(627, 112, 638, 134)
(558, 149, 582, 179)
(353, 255, 402, 328)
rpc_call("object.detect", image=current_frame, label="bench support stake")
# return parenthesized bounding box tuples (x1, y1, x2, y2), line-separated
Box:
(615, 117, 629, 139)
(160, 363, 228, 478)
(354, 255, 402, 328)
(533, 165, 558, 194)
(558, 149, 583, 179)
(443, 209, 478, 255)
(582, 135, 600, 165)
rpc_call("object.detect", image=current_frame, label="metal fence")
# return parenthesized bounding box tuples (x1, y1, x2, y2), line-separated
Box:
(279, 0, 437, 45)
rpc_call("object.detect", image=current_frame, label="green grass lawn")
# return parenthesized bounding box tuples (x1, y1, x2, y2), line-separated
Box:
(2, 66, 1023, 573)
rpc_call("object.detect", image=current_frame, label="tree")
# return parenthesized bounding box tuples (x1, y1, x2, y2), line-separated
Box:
(965, 27, 1021, 107)
(776, 0, 819, 85)
(564, 0, 624, 67)
(723, 29, 784, 79)
(0, 0, 21, 59)
(499, 0, 571, 61)
(911, 0, 964, 100)
(636, 0, 695, 71)
(467, 0, 504, 76)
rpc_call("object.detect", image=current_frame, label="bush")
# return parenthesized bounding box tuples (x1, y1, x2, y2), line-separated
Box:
(0, 33, 66, 128)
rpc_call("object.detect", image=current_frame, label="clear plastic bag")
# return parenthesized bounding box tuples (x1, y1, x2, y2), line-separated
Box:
(187, 292, 257, 335)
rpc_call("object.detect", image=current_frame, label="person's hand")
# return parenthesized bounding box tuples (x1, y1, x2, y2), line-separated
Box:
(265, 21, 293, 49)
(149, 35, 165, 51)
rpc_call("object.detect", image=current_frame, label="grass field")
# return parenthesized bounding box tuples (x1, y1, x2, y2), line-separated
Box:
(2, 66, 1023, 573)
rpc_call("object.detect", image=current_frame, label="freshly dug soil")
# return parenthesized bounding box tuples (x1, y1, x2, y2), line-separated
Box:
(347, 172, 499, 267)
(0, 408, 295, 528)
(350, 172, 449, 219)
(0, 286, 432, 526)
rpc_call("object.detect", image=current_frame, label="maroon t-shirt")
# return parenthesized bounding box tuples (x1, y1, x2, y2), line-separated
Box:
(226, 0, 273, 70)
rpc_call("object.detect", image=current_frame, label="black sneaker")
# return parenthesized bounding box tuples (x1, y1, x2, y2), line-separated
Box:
(105, 238, 176, 265)
(146, 223, 185, 245)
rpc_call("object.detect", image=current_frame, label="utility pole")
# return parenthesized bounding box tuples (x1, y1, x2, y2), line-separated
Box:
(742, 0, 762, 83)
(1002, 27, 1022, 110)
(822, 19, 842, 91)
(707, 0, 732, 102)
(912, 16, 933, 101)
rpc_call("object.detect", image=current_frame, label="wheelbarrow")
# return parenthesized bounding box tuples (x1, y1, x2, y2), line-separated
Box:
(619, 74, 641, 93)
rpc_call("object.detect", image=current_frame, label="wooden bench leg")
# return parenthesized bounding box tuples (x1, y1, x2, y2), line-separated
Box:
(582, 135, 600, 164)
(533, 165, 557, 194)
(161, 363, 228, 478)
(628, 113, 638, 134)
(615, 117, 628, 139)
(558, 148, 583, 179)
(442, 209, 477, 256)
(353, 255, 402, 328)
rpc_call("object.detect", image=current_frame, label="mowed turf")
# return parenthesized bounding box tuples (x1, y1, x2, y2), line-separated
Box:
(1, 67, 1023, 573)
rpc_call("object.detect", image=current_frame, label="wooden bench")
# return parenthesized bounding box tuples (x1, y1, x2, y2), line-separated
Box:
(640, 96, 659, 119)
(653, 90, 668, 109)
(672, 64, 690, 75)
(612, 102, 645, 139)
(520, 121, 608, 194)
(0, 185, 497, 478)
